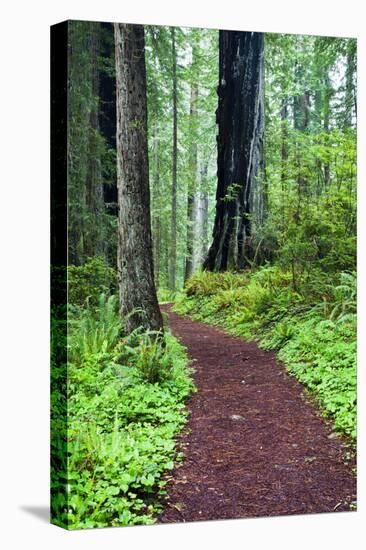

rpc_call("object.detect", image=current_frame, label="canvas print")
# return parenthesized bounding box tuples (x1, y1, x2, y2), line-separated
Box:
(51, 20, 357, 529)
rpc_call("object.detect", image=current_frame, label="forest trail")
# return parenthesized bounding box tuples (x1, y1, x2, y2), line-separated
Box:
(158, 305, 356, 523)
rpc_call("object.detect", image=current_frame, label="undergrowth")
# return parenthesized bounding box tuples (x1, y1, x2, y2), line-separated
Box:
(51, 294, 195, 529)
(175, 267, 356, 440)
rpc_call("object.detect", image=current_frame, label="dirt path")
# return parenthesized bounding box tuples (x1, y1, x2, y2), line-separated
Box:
(158, 305, 356, 523)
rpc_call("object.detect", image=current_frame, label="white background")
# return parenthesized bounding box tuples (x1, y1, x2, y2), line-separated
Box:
(0, 0, 365, 548)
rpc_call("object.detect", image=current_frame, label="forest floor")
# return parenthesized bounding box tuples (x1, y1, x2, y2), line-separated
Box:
(158, 305, 356, 523)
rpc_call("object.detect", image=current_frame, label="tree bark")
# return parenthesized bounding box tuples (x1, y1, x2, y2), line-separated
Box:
(204, 30, 264, 272)
(168, 27, 178, 290)
(114, 23, 163, 334)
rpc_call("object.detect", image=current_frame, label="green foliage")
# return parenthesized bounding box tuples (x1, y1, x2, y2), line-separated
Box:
(278, 315, 356, 437)
(176, 268, 356, 440)
(157, 287, 178, 303)
(67, 257, 117, 306)
(51, 295, 195, 529)
(125, 330, 175, 384)
(68, 293, 121, 363)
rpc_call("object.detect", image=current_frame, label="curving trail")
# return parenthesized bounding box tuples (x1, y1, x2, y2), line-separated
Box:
(158, 305, 356, 523)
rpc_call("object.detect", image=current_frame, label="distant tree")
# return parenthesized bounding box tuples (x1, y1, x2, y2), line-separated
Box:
(68, 21, 106, 264)
(114, 23, 163, 334)
(169, 27, 178, 291)
(184, 29, 199, 281)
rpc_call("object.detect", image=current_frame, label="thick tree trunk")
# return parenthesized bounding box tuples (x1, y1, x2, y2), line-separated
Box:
(204, 31, 264, 272)
(169, 28, 178, 290)
(114, 23, 163, 334)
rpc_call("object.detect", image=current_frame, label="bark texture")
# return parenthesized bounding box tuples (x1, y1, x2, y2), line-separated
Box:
(204, 31, 264, 272)
(114, 23, 163, 334)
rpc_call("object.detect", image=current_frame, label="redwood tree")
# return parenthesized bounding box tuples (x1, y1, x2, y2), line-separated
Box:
(204, 30, 264, 271)
(114, 23, 163, 334)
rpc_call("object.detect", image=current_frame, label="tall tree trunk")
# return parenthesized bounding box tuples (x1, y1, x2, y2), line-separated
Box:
(201, 164, 209, 263)
(193, 163, 209, 269)
(345, 41, 356, 127)
(99, 22, 118, 264)
(162, 221, 170, 289)
(204, 31, 264, 272)
(323, 72, 332, 188)
(152, 130, 161, 287)
(85, 23, 105, 259)
(114, 23, 163, 334)
(169, 27, 178, 290)
(184, 51, 199, 281)
(280, 99, 288, 189)
(293, 61, 310, 203)
(280, 99, 288, 225)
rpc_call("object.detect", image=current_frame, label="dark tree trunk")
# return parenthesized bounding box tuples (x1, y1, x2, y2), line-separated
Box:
(204, 30, 264, 272)
(114, 23, 163, 334)
(99, 22, 118, 217)
(169, 27, 178, 290)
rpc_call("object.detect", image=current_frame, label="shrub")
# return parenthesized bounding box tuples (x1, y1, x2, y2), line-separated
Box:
(68, 293, 121, 363)
(68, 256, 117, 306)
(51, 295, 195, 529)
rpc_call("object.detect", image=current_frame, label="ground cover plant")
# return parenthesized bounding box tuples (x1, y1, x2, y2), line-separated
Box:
(51, 275, 195, 529)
